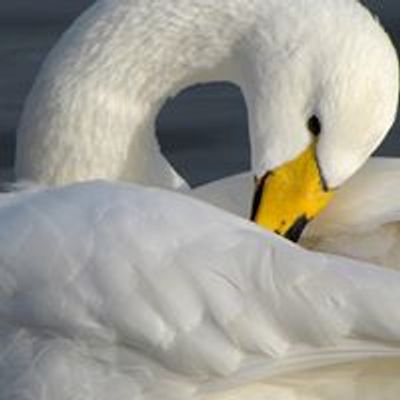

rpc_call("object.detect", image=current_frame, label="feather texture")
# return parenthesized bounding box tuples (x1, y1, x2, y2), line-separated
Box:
(1, 181, 400, 399)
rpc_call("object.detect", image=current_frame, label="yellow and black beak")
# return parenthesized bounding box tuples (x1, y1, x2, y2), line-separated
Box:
(251, 143, 334, 242)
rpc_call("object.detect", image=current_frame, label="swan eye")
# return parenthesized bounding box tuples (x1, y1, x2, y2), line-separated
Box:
(307, 115, 321, 137)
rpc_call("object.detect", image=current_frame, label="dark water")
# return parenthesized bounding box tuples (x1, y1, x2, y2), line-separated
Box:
(1, 0, 400, 185)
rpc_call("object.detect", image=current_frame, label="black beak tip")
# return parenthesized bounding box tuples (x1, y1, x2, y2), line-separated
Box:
(284, 215, 310, 243)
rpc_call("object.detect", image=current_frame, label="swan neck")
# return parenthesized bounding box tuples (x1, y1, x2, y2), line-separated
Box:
(16, 0, 310, 186)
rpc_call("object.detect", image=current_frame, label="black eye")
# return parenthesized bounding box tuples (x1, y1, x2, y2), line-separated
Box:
(307, 115, 321, 137)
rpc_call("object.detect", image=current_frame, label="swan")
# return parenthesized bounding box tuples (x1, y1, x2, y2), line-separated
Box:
(2, 0, 400, 398)
(15, 0, 399, 239)
(2, 180, 400, 400)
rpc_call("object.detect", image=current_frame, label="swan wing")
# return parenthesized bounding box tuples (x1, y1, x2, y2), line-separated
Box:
(1, 182, 400, 399)
(302, 157, 400, 269)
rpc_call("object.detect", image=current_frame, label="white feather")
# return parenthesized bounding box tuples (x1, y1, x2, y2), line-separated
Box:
(15, 0, 398, 188)
(3, 0, 400, 398)
(301, 158, 400, 270)
(1, 181, 400, 399)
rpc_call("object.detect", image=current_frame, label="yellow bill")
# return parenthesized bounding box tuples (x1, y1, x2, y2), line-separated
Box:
(251, 143, 334, 242)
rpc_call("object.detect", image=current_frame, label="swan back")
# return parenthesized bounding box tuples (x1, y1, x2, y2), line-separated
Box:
(2, 181, 400, 399)
(301, 158, 400, 269)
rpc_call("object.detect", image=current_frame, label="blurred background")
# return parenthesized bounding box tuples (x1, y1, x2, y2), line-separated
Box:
(0, 0, 399, 185)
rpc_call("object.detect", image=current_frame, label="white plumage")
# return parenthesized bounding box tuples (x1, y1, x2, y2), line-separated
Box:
(1, 0, 400, 398)
(15, 0, 398, 189)
(302, 158, 400, 269)
(193, 159, 400, 269)
(1, 181, 400, 400)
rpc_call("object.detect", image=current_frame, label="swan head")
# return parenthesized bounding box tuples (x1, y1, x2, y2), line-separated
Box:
(250, 2, 399, 241)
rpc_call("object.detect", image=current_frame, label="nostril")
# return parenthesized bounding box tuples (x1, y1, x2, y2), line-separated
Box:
(284, 215, 310, 242)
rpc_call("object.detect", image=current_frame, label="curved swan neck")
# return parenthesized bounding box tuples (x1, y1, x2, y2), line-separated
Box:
(14, 0, 272, 186)
(15, 0, 374, 186)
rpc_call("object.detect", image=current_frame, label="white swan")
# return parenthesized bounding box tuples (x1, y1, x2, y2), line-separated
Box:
(2, 0, 400, 398)
(15, 0, 398, 238)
